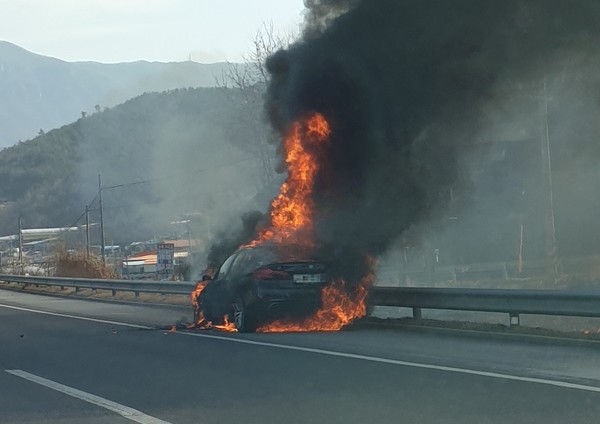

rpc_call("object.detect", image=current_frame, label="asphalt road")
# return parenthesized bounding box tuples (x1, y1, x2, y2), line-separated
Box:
(1, 289, 599, 424)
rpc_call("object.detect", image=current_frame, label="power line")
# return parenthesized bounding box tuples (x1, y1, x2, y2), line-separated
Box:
(87, 192, 100, 209)
(101, 156, 253, 191)
(22, 157, 256, 250)
(66, 209, 87, 230)
(53, 191, 101, 241)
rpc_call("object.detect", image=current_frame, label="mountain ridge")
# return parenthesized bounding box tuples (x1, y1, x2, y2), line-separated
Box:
(0, 41, 231, 147)
(0, 86, 271, 242)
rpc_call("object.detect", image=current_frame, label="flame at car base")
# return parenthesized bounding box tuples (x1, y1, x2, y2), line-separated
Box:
(192, 113, 374, 333)
(190, 281, 237, 332)
(257, 272, 374, 333)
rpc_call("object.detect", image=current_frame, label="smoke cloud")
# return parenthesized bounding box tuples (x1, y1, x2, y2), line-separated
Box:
(261, 0, 600, 281)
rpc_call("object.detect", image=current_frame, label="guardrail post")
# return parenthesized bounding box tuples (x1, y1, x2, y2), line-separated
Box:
(509, 312, 520, 327)
(111, 289, 116, 297)
(134, 291, 139, 298)
(60, 285, 64, 290)
(412, 307, 422, 320)
(75, 286, 80, 293)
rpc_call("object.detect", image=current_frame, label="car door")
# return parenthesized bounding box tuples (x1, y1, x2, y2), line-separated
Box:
(202, 252, 239, 320)
(224, 250, 251, 291)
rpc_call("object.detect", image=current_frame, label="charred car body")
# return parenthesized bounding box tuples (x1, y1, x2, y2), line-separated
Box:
(194, 245, 328, 332)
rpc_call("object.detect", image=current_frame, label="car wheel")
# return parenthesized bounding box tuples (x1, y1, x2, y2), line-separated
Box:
(232, 295, 256, 333)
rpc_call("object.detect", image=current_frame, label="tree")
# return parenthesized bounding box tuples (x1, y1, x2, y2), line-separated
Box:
(218, 22, 296, 188)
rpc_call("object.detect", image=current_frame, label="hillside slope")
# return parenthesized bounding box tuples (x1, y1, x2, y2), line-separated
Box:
(0, 41, 229, 147)
(0, 86, 276, 243)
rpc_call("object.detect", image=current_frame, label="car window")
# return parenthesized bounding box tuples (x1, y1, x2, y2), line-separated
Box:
(251, 247, 277, 266)
(231, 249, 269, 275)
(229, 250, 248, 275)
(244, 249, 272, 271)
(215, 253, 237, 279)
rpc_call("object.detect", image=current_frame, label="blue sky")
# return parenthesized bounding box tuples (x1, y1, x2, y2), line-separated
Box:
(0, 0, 305, 63)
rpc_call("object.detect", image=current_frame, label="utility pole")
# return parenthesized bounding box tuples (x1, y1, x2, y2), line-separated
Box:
(85, 205, 90, 258)
(518, 224, 524, 274)
(18, 216, 23, 264)
(98, 175, 106, 265)
(187, 220, 193, 268)
(541, 79, 559, 279)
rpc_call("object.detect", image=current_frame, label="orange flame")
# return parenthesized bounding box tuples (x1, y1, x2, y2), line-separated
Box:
(257, 262, 375, 333)
(212, 315, 237, 332)
(190, 281, 206, 310)
(190, 281, 237, 332)
(191, 113, 374, 333)
(246, 112, 330, 247)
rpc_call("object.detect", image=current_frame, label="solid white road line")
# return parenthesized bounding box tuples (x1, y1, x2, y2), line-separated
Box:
(0, 303, 151, 329)
(3, 300, 599, 395)
(5, 369, 172, 424)
(179, 331, 600, 394)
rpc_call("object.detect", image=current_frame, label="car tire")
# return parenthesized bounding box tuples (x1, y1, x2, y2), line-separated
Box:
(232, 295, 257, 333)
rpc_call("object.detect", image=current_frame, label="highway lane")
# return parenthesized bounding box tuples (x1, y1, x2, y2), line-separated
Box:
(0, 371, 132, 424)
(0, 289, 190, 327)
(1, 289, 599, 423)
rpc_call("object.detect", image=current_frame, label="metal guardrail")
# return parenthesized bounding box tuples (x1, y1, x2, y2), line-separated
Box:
(378, 254, 600, 285)
(0, 274, 195, 297)
(1, 274, 600, 325)
(368, 286, 600, 325)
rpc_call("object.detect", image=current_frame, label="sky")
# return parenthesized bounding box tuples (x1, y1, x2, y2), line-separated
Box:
(0, 0, 305, 63)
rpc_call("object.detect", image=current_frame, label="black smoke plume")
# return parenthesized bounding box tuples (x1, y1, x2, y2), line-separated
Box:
(262, 0, 600, 283)
(204, 1, 600, 286)
(205, 211, 266, 272)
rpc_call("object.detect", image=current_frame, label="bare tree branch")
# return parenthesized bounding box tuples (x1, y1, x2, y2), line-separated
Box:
(217, 22, 297, 188)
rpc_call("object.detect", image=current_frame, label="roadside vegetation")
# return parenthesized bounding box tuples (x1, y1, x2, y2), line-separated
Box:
(54, 250, 119, 279)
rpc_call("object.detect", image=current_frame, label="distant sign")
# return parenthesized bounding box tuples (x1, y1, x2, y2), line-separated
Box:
(156, 243, 174, 275)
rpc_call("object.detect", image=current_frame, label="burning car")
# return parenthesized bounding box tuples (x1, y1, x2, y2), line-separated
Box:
(190, 113, 373, 334)
(194, 245, 328, 332)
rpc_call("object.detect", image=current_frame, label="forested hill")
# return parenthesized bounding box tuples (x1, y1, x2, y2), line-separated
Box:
(0, 41, 229, 148)
(0, 86, 275, 243)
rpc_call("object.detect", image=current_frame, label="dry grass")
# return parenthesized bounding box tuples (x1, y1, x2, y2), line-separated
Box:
(54, 250, 119, 279)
